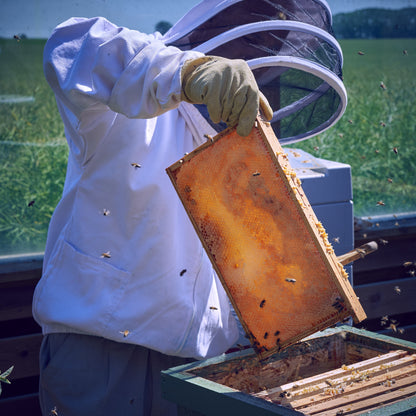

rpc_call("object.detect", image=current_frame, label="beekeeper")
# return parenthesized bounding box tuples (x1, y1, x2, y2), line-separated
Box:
(33, 0, 345, 414)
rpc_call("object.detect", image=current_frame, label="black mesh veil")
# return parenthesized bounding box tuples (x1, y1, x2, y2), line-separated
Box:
(162, 0, 347, 144)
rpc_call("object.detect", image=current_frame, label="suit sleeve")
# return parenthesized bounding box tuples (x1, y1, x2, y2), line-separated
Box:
(43, 17, 203, 119)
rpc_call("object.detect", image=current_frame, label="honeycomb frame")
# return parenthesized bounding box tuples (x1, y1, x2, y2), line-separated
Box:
(166, 117, 366, 360)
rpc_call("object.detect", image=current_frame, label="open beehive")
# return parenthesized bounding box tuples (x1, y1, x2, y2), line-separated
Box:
(162, 327, 416, 416)
(166, 117, 366, 359)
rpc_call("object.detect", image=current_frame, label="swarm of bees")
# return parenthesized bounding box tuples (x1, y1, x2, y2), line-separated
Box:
(403, 262, 415, 277)
(380, 315, 404, 334)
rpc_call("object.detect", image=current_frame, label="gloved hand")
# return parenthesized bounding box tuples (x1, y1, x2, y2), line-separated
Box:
(181, 56, 273, 137)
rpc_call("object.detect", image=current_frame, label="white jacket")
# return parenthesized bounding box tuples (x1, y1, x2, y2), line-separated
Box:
(32, 16, 238, 359)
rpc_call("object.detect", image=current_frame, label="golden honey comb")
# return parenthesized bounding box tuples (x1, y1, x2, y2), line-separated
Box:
(166, 117, 366, 360)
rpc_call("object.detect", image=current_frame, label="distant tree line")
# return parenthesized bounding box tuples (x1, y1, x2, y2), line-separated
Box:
(333, 8, 416, 39)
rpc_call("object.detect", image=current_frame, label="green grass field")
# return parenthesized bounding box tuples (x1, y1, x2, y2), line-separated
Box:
(296, 39, 416, 217)
(0, 38, 415, 255)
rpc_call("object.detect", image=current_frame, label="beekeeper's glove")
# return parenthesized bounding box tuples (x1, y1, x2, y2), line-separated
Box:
(181, 56, 273, 137)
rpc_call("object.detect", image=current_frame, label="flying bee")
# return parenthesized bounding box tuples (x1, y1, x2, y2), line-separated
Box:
(13, 34, 21, 41)
(313, 146, 319, 151)
(28, 200, 35, 207)
(260, 299, 266, 308)
(131, 163, 141, 168)
(101, 251, 111, 258)
(332, 237, 340, 244)
(348, 119, 353, 124)
(102, 208, 110, 216)
(379, 121, 386, 127)
(180, 269, 187, 276)
(408, 269, 415, 277)
(285, 278, 296, 283)
(389, 322, 398, 332)
(403, 49, 408, 55)
(379, 238, 388, 245)
(209, 306, 218, 310)
(50, 407, 58, 416)
(264, 332, 269, 339)
(380, 81, 387, 90)
(394, 285, 401, 295)
(204, 134, 213, 142)
(119, 330, 130, 337)
(357, 51, 365, 55)
(252, 172, 261, 177)
(403, 261, 414, 267)
(393, 147, 399, 154)
(376, 200, 385, 206)
(387, 178, 393, 183)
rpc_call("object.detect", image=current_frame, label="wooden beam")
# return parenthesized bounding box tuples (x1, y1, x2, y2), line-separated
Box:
(0, 393, 41, 416)
(354, 277, 416, 319)
(0, 334, 42, 380)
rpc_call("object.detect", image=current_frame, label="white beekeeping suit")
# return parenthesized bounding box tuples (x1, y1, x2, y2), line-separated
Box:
(33, 14, 241, 360)
(33, 1, 346, 415)
(34, 0, 346, 363)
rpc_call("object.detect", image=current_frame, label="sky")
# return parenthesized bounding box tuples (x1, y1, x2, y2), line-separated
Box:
(1, 0, 416, 38)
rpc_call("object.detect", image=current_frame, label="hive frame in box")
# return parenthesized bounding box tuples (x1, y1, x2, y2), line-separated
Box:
(162, 326, 416, 416)
(166, 117, 365, 360)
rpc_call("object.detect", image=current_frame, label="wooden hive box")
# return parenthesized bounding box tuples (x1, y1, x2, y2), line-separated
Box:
(162, 326, 416, 416)
(166, 117, 366, 360)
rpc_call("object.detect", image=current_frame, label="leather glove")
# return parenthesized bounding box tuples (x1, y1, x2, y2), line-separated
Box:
(181, 56, 273, 137)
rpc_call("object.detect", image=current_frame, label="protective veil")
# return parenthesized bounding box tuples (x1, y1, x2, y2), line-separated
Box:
(162, 0, 347, 144)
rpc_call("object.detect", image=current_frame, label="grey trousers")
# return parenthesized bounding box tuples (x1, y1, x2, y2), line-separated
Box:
(39, 333, 193, 416)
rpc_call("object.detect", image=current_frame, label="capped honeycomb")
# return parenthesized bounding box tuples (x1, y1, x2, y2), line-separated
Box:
(166, 117, 366, 360)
